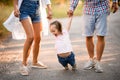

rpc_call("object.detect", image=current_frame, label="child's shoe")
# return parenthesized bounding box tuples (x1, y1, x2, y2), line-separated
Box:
(64, 64, 69, 70)
(72, 64, 77, 71)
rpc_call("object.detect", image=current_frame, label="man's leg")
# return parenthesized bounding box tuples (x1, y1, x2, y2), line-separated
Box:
(95, 13, 107, 60)
(83, 14, 96, 70)
(96, 36, 105, 61)
(84, 36, 95, 69)
(94, 13, 107, 73)
(94, 36, 105, 73)
(86, 36, 94, 59)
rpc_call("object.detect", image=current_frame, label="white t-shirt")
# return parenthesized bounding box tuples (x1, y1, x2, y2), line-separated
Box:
(55, 29, 73, 54)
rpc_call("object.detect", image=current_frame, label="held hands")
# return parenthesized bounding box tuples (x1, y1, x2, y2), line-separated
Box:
(111, 2, 118, 13)
(47, 11, 52, 20)
(46, 4, 52, 20)
(47, 9, 52, 20)
(67, 10, 74, 17)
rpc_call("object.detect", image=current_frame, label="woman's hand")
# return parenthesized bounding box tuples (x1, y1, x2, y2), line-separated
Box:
(14, 7, 20, 17)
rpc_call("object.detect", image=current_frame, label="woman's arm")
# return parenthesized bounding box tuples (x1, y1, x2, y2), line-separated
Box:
(13, 0, 20, 17)
(66, 17, 73, 31)
(45, 0, 52, 19)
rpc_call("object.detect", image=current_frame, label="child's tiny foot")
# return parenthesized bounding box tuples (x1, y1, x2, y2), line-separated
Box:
(64, 65, 69, 70)
(72, 64, 77, 71)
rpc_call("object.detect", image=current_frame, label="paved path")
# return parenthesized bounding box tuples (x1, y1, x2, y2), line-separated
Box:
(0, 10, 120, 80)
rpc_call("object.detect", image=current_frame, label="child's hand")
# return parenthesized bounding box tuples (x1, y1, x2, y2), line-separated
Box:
(67, 10, 73, 17)
(47, 10, 52, 20)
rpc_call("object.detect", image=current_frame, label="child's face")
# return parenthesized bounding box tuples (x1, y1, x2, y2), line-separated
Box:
(50, 24, 59, 36)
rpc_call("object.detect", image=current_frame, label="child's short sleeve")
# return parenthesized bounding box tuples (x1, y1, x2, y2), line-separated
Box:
(62, 29, 69, 35)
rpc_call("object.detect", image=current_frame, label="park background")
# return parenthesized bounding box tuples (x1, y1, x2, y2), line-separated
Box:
(0, 1, 120, 80)
(0, 0, 84, 41)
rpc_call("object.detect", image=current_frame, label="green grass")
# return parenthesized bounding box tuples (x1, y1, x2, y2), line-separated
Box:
(0, 3, 13, 39)
(52, 2, 83, 18)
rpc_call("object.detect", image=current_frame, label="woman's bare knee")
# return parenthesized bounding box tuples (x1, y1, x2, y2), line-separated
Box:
(34, 36, 41, 43)
(27, 36, 34, 43)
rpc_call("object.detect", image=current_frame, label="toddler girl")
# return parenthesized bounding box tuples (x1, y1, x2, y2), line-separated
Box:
(50, 17, 76, 70)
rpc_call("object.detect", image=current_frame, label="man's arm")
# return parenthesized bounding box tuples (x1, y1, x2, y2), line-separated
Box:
(112, 0, 118, 13)
(68, 0, 79, 17)
(70, 0, 79, 11)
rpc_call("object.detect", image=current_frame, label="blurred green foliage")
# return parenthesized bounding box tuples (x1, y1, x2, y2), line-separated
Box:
(0, 0, 83, 38)
(0, 0, 12, 5)
(0, 4, 13, 38)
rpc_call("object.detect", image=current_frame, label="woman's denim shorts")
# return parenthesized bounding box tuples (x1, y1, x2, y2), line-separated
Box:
(19, 0, 41, 23)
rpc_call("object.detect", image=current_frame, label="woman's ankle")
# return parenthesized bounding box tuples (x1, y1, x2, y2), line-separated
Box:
(22, 62, 27, 66)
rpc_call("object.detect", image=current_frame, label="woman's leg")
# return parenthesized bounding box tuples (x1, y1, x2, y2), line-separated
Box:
(21, 18, 34, 66)
(31, 22, 47, 69)
(32, 22, 42, 64)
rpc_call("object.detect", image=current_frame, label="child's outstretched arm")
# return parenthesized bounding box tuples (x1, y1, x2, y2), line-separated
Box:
(66, 17, 73, 31)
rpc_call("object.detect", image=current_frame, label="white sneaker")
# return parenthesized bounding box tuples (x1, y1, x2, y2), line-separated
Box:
(94, 61, 103, 73)
(84, 58, 95, 70)
(20, 65, 29, 76)
(32, 62, 47, 69)
(64, 64, 69, 70)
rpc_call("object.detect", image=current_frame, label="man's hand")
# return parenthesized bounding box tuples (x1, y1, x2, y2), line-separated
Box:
(111, 2, 118, 13)
(67, 10, 74, 17)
